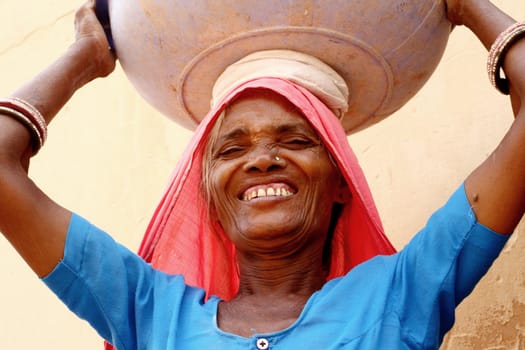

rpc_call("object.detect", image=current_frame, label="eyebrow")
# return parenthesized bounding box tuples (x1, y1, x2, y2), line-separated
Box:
(216, 122, 318, 146)
(275, 123, 317, 137)
(219, 123, 317, 141)
(217, 128, 249, 145)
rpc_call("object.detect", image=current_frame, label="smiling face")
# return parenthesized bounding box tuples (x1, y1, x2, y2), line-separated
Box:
(206, 89, 347, 256)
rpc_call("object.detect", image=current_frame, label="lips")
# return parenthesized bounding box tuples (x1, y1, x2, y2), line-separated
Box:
(241, 183, 296, 201)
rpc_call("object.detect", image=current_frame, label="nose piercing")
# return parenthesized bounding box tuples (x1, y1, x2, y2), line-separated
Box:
(275, 156, 281, 161)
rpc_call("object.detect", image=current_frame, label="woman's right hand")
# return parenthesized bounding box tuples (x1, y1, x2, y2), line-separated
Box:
(9, 1, 117, 122)
(0, 1, 118, 278)
(72, 0, 116, 81)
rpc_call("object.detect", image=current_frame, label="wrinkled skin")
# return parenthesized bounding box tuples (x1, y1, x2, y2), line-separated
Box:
(209, 89, 347, 258)
(208, 90, 350, 336)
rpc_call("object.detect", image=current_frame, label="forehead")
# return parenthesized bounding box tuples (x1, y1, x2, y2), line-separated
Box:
(219, 89, 317, 136)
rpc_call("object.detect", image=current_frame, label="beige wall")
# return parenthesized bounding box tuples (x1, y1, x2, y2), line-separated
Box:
(0, 1, 523, 348)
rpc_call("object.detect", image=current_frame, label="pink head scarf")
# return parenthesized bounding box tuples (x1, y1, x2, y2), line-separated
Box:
(137, 77, 396, 299)
(105, 77, 396, 350)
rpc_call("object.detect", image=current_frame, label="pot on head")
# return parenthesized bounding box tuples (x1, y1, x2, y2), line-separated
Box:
(99, 0, 451, 134)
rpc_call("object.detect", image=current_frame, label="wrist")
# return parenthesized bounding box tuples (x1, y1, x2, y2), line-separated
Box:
(65, 37, 115, 90)
(455, 0, 486, 29)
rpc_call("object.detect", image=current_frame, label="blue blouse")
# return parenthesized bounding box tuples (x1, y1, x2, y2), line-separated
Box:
(43, 184, 508, 350)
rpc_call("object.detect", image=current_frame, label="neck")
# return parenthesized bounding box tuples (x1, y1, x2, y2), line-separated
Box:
(235, 244, 327, 298)
(218, 246, 327, 337)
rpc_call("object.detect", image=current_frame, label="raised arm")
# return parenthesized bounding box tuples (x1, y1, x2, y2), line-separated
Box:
(0, 0, 116, 277)
(446, 0, 525, 234)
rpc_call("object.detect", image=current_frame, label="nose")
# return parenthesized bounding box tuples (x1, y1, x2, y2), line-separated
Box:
(242, 145, 285, 173)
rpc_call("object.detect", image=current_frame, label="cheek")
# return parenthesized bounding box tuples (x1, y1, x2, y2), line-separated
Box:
(208, 162, 239, 223)
(297, 150, 338, 185)
(303, 156, 340, 205)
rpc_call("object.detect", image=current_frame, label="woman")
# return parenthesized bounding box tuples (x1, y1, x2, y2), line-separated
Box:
(0, 0, 523, 349)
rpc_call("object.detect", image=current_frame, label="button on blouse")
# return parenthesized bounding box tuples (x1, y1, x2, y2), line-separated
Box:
(256, 337, 270, 350)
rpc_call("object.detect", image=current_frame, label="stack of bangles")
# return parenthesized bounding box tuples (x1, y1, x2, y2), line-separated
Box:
(488, 21, 525, 95)
(0, 97, 47, 155)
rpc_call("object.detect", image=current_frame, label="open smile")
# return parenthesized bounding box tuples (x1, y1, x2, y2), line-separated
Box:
(241, 183, 297, 201)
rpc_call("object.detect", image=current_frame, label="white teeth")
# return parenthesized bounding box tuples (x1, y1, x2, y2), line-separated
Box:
(243, 186, 294, 201)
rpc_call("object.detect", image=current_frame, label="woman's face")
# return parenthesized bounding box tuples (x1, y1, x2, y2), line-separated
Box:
(208, 90, 346, 255)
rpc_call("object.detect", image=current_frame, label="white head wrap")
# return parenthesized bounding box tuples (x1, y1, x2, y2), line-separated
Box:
(211, 49, 349, 117)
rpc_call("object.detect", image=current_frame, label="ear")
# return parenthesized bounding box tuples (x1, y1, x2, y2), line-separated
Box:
(335, 176, 352, 204)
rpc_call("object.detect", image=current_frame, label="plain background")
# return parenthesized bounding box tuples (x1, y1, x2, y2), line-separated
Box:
(0, 1, 523, 348)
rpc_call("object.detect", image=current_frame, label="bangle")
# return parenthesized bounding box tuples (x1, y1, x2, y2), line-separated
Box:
(0, 97, 47, 155)
(11, 97, 47, 142)
(0, 106, 43, 153)
(487, 22, 525, 95)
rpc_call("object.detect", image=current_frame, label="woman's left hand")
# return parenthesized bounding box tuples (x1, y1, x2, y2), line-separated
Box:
(458, 0, 525, 234)
(444, 0, 488, 27)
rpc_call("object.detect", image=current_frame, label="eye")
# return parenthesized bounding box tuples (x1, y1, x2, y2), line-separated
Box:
(214, 143, 247, 159)
(281, 136, 318, 149)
